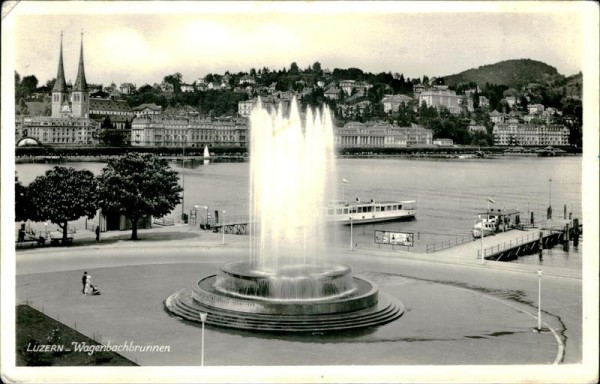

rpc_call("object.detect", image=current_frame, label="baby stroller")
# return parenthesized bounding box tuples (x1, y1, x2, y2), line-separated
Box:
(90, 284, 101, 295)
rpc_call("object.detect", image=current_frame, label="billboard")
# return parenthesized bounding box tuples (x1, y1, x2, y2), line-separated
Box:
(374, 230, 414, 247)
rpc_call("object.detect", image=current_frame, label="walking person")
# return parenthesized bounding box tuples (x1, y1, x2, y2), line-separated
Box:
(84, 275, 92, 295)
(95, 226, 100, 242)
(18, 224, 26, 244)
(82, 271, 88, 294)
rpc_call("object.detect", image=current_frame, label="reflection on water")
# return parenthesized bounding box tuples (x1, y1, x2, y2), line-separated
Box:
(15, 156, 582, 270)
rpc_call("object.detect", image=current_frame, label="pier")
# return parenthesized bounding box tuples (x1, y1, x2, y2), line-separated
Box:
(422, 219, 582, 264)
(210, 216, 250, 235)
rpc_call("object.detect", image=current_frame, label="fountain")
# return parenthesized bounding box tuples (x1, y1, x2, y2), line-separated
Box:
(165, 99, 404, 331)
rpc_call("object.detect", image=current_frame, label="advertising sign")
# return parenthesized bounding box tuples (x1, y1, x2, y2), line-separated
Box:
(374, 230, 414, 247)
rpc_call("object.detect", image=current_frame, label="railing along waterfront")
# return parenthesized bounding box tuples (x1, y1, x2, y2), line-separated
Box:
(477, 232, 541, 259)
(425, 234, 473, 253)
(154, 217, 175, 226)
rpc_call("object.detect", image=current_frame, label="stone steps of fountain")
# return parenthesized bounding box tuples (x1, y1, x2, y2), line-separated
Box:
(174, 288, 399, 323)
(166, 289, 404, 332)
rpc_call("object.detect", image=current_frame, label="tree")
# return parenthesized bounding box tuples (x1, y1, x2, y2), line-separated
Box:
(98, 154, 182, 240)
(20, 75, 39, 98)
(312, 61, 322, 75)
(18, 98, 29, 116)
(101, 116, 113, 129)
(15, 173, 30, 223)
(45, 78, 56, 90)
(289, 62, 300, 74)
(98, 129, 128, 146)
(163, 73, 183, 93)
(27, 167, 99, 243)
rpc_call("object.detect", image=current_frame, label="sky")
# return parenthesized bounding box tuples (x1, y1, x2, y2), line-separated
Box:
(6, 1, 590, 87)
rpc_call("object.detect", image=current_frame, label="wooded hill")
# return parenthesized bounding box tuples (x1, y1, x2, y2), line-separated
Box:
(442, 59, 568, 90)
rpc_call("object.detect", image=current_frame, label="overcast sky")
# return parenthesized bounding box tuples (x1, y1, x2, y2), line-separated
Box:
(7, 1, 588, 87)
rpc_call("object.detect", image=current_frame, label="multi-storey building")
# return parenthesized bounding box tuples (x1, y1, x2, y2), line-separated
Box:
(528, 104, 545, 115)
(381, 94, 413, 113)
(417, 89, 463, 114)
(493, 123, 569, 146)
(335, 122, 432, 148)
(20, 117, 97, 145)
(237, 97, 291, 117)
(133, 103, 163, 117)
(131, 115, 247, 148)
(89, 98, 134, 129)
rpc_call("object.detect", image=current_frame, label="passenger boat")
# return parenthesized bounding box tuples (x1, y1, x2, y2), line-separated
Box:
(472, 208, 521, 238)
(325, 199, 416, 225)
(472, 216, 497, 238)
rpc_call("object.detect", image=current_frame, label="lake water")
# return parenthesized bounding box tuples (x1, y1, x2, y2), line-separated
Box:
(15, 156, 582, 270)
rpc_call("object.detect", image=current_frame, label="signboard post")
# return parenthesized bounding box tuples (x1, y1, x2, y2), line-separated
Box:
(374, 230, 414, 250)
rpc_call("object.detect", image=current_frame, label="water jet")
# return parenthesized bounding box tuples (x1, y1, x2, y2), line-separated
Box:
(166, 99, 404, 331)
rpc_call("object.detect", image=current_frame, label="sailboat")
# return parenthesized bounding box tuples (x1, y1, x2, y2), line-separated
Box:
(203, 145, 210, 165)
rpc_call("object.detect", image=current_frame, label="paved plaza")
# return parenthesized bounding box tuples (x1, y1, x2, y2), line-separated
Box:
(13, 224, 583, 369)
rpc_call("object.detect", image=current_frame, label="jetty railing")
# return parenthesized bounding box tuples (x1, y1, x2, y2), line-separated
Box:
(425, 234, 473, 253)
(154, 217, 175, 226)
(477, 232, 541, 259)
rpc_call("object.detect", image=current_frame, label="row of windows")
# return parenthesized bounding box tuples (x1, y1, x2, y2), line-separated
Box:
(327, 204, 403, 215)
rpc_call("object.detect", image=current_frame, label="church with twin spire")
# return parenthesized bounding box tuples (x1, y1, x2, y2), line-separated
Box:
(52, 32, 89, 118)
(19, 33, 97, 146)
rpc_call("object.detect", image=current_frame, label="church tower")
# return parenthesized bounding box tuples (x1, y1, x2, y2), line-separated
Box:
(51, 33, 69, 118)
(71, 32, 89, 118)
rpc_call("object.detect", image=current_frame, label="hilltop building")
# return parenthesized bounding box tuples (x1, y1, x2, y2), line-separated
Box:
(381, 94, 413, 113)
(238, 97, 291, 118)
(417, 89, 463, 114)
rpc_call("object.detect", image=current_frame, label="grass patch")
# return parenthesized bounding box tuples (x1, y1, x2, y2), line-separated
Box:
(16, 304, 138, 366)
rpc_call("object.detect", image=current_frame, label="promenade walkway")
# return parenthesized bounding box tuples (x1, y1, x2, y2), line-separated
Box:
(9, 223, 589, 384)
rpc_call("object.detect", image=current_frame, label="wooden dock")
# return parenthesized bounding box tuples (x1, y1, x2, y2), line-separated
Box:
(424, 219, 582, 263)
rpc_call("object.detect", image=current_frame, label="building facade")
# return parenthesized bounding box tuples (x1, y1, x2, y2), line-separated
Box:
(89, 98, 134, 129)
(493, 123, 569, 146)
(20, 117, 97, 145)
(131, 115, 248, 148)
(237, 97, 290, 117)
(417, 89, 463, 114)
(335, 122, 432, 148)
(381, 94, 413, 113)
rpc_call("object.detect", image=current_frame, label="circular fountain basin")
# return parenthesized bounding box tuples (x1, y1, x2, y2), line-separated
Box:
(214, 260, 357, 301)
(166, 260, 405, 332)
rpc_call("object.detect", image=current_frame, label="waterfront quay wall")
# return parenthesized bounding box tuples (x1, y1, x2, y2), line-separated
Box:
(15, 144, 582, 163)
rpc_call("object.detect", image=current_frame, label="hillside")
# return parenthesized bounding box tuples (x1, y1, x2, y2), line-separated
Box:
(442, 59, 564, 89)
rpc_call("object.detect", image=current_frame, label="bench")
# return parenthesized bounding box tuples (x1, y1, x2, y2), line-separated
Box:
(50, 237, 74, 246)
(16, 236, 46, 248)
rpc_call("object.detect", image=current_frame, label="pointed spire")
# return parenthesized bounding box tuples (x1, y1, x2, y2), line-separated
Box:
(73, 30, 88, 92)
(52, 32, 68, 93)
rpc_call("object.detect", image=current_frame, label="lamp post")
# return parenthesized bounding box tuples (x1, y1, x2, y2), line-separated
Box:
(480, 198, 494, 265)
(537, 269, 542, 331)
(194, 205, 198, 226)
(547, 178, 552, 219)
(181, 139, 186, 220)
(199, 312, 207, 366)
(222, 210, 226, 245)
(199, 205, 208, 227)
(349, 216, 353, 251)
